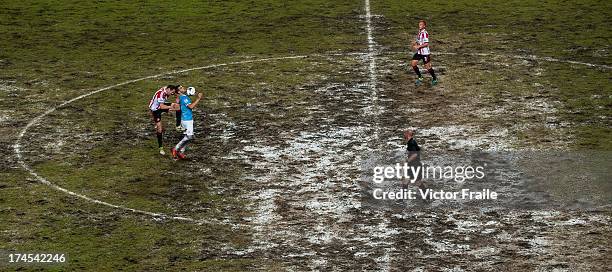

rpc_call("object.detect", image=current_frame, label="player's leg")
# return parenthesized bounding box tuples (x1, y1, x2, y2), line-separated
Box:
(172, 135, 186, 160)
(400, 177, 409, 190)
(173, 134, 193, 160)
(172, 120, 194, 160)
(424, 56, 437, 85)
(153, 109, 168, 155)
(411, 54, 424, 85)
(175, 110, 183, 131)
(411, 58, 422, 79)
(157, 129, 165, 154)
(155, 120, 165, 155)
(408, 163, 429, 200)
(179, 139, 189, 154)
(180, 120, 194, 154)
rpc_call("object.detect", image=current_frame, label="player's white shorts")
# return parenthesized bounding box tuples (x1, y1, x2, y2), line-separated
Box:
(181, 120, 194, 136)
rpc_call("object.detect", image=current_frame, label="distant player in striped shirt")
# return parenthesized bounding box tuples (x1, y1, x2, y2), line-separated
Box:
(148, 85, 179, 155)
(411, 20, 438, 86)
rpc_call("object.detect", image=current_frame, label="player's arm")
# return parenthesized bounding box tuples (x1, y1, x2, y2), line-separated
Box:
(416, 42, 429, 49)
(159, 102, 177, 111)
(187, 93, 203, 109)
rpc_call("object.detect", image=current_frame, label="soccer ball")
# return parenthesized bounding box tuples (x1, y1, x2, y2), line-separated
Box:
(186, 87, 196, 96)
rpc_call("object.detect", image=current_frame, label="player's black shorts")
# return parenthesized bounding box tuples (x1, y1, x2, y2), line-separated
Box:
(150, 103, 172, 123)
(412, 53, 431, 64)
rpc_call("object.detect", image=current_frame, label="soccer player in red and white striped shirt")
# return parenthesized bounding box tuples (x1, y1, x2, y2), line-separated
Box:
(149, 85, 179, 155)
(410, 20, 438, 86)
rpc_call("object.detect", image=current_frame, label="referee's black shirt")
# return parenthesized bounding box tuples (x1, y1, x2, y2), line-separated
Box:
(406, 138, 421, 165)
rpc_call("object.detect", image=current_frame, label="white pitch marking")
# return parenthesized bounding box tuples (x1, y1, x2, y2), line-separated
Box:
(364, 0, 381, 135)
(12, 48, 609, 224)
(364, 1, 393, 271)
(13, 55, 318, 224)
(13, 52, 375, 224)
(365, 0, 378, 88)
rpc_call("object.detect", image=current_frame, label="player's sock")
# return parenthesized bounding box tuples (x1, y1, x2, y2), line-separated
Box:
(157, 132, 163, 148)
(428, 68, 437, 80)
(175, 135, 190, 151)
(412, 66, 422, 78)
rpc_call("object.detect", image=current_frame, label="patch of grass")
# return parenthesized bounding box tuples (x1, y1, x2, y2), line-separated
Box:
(375, 0, 611, 64)
(1, 0, 610, 270)
(376, 0, 611, 150)
(1, 188, 259, 270)
(573, 126, 612, 149)
(1, 1, 368, 268)
(539, 62, 611, 149)
(36, 146, 175, 213)
(4, 54, 363, 269)
(22, 55, 361, 216)
(0, 0, 365, 111)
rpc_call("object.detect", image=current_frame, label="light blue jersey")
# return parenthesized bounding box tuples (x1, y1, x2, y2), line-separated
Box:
(179, 94, 193, 121)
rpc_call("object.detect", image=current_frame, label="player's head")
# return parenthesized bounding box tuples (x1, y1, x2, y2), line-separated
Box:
(418, 20, 426, 30)
(404, 129, 414, 140)
(177, 85, 187, 94)
(166, 85, 179, 95)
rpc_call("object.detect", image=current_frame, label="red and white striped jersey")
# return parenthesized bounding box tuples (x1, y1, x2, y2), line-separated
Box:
(149, 87, 170, 111)
(415, 29, 430, 55)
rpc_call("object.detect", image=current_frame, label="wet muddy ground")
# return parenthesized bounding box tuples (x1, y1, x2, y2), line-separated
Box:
(227, 54, 611, 270)
(0, 0, 609, 271)
(11, 50, 611, 270)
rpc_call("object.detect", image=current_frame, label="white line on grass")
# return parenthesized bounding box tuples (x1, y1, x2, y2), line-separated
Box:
(365, 0, 377, 88)
(364, 1, 394, 271)
(364, 0, 381, 116)
(12, 50, 609, 224)
(13, 52, 373, 225)
(13, 55, 315, 224)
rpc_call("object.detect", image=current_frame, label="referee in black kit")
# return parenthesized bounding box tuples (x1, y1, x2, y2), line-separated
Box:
(402, 130, 427, 195)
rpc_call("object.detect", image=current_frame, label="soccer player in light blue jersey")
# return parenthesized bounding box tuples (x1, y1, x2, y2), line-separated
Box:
(171, 85, 203, 160)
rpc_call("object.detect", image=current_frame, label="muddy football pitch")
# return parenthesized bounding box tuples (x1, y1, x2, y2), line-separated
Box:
(1, 0, 611, 271)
